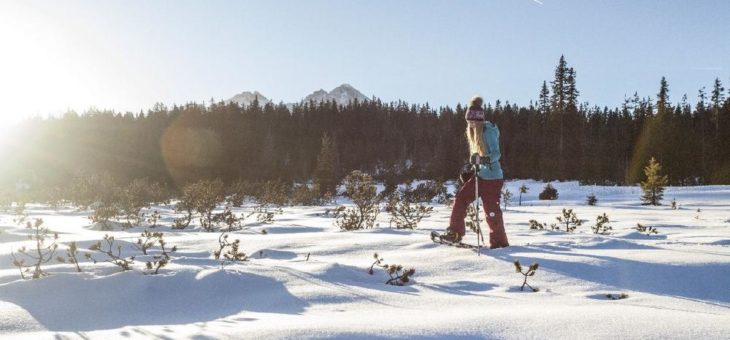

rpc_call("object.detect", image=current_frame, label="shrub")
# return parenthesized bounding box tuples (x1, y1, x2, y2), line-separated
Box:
(514, 260, 539, 292)
(635, 223, 658, 235)
(502, 189, 513, 210)
(214, 232, 248, 264)
(226, 180, 256, 207)
(254, 180, 291, 207)
(142, 232, 176, 275)
(336, 171, 379, 231)
(173, 185, 196, 229)
(11, 218, 58, 279)
(146, 210, 161, 228)
(385, 182, 433, 229)
(368, 253, 415, 286)
(212, 206, 245, 232)
(592, 213, 612, 234)
(134, 230, 163, 255)
(118, 179, 154, 228)
(291, 184, 325, 206)
(556, 208, 582, 232)
(89, 204, 122, 230)
(586, 193, 598, 206)
(69, 172, 118, 209)
(189, 179, 225, 232)
(87, 235, 135, 271)
(409, 180, 447, 203)
(56, 241, 85, 273)
(538, 183, 559, 200)
(528, 219, 545, 230)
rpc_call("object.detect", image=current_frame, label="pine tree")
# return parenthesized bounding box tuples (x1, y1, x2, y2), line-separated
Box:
(538, 81, 550, 114)
(711, 78, 725, 136)
(518, 184, 528, 206)
(640, 157, 668, 205)
(313, 133, 337, 196)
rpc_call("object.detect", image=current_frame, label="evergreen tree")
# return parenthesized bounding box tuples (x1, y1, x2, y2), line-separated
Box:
(640, 157, 668, 205)
(313, 133, 338, 196)
(538, 81, 550, 114)
(518, 184, 528, 206)
(711, 78, 725, 135)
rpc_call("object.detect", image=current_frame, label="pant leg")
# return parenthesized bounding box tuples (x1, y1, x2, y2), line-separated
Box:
(479, 179, 509, 248)
(448, 176, 476, 235)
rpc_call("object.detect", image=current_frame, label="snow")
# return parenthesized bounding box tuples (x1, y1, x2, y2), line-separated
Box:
(1, 181, 730, 339)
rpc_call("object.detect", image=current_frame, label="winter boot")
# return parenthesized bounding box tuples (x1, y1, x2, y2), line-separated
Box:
(440, 229, 463, 243)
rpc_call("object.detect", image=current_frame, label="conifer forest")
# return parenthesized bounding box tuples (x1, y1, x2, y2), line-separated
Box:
(3, 56, 729, 193)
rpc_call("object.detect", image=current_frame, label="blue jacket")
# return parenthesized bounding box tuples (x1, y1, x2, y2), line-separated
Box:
(477, 121, 504, 180)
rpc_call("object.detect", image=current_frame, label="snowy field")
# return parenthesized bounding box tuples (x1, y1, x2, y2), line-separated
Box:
(1, 180, 729, 339)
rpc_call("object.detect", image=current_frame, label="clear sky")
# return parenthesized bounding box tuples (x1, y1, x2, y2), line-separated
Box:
(0, 0, 728, 122)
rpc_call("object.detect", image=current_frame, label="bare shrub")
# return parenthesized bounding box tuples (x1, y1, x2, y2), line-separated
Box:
(11, 218, 58, 279)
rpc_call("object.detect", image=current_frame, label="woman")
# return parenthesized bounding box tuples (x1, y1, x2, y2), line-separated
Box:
(441, 96, 509, 249)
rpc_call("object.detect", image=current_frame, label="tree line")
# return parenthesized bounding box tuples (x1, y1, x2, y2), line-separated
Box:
(2, 55, 729, 191)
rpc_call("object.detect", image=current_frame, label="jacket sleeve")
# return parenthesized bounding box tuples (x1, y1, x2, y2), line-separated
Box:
(484, 124, 501, 164)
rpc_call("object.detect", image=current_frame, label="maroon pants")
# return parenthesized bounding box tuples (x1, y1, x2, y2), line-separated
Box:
(448, 177, 509, 248)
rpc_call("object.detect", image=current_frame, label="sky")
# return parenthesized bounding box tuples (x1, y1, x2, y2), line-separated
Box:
(0, 0, 729, 122)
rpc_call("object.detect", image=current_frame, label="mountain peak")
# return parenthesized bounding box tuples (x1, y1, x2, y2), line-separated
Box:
(303, 84, 368, 105)
(227, 91, 272, 107)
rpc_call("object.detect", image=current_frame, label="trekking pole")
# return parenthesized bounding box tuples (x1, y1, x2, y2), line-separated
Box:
(471, 153, 485, 256)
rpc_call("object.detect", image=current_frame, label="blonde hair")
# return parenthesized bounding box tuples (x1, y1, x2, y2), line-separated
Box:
(466, 121, 487, 156)
(466, 96, 487, 157)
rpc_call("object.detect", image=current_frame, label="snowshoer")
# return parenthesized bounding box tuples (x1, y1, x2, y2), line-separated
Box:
(440, 96, 509, 249)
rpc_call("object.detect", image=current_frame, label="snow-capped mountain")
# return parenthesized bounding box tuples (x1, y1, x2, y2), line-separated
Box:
(302, 83, 369, 105)
(227, 91, 272, 107)
(226, 84, 369, 109)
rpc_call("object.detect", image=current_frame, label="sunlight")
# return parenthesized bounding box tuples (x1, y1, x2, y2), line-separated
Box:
(0, 2, 100, 125)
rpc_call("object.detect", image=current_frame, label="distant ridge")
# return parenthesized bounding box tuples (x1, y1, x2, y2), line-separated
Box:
(226, 84, 369, 108)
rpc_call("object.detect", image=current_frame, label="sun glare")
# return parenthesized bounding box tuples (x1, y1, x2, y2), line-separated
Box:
(0, 2, 101, 127)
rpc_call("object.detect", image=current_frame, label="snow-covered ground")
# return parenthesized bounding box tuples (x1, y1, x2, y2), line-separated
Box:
(1, 180, 729, 339)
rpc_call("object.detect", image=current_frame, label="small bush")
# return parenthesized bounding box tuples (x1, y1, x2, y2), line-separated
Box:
(212, 206, 246, 232)
(502, 189, 513, 210)
(146, 210, 161, 228)
(591, 213, 612, 234)
(635, 223, 658, 235)
(87, 234, 135, 271)
(187, 179, 225, 232)
(586, 193, 597, 206)
(538, 183, 559, 200)
(214, 232, 248, 264)
(142, 232, 176, 275)
(69, 172, 118, 209)
(556, 208, 582, 232)
(514, 260, 539, 292)
(89, 204, 122, 230)
(336, 171, 379, 231)
(385, 182, 433, 229)
(118, 179, 154, 228)
(56, 241, 85, 273)
(173, 185, 196, 229)
(465, 205, 485, 244)
(254, 180, 291, 207)
(409, 180, 447, 203)
(528, 219, 545, 230)
(11, 218, 58, 279)
(291, 184, 326, 206)
(368, 253, 415, 286)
